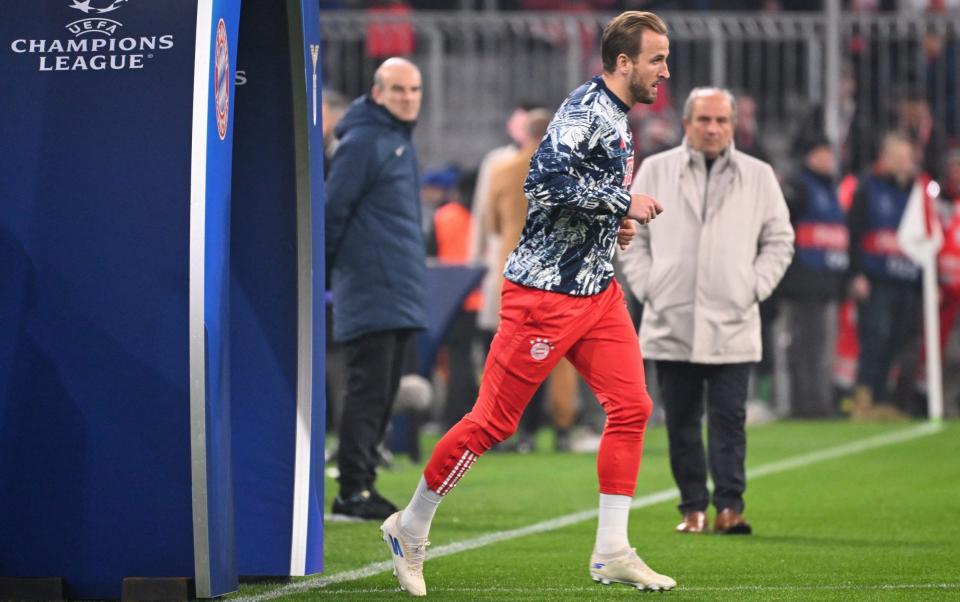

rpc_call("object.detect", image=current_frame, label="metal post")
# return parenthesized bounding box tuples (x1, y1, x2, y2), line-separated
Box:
(923, 252, 945, 422)
(709, 20, 725, 87)
(565, 17, 582, 92)
(806, 20, 822, 104)
(427, 23, 444, 166)
(824, 0, 841, 150)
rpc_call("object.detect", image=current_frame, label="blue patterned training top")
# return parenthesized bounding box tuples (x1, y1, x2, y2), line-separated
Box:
(505, 76, 634, 296)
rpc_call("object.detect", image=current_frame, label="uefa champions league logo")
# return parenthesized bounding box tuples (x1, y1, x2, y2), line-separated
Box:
(9, 0, 175, 71)
(68, 0, 129, 14)
(66, 0, 130, 37)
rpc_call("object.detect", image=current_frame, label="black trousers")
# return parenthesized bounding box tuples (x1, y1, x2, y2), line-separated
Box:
(441, 309, 480, 428)
(856, 278, 921, 405)
(337, 328, 414, 496)
(783, 297, 838, 418)
(655, 361, 751, 514)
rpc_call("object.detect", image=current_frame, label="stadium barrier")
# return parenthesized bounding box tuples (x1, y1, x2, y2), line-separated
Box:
(318, 10, 960, 171)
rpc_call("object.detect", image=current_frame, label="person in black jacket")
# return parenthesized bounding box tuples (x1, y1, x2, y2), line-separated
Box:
(779, 135, 849, 417)
(325, 57, 427, 520)
(846, 133, 922, 418)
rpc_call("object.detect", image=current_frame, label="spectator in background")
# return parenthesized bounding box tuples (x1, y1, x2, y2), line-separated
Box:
(366, 0, 415, 59)
(634, 112, 679, 162)
(922, 28, 959, 146)
(627, 74, 678, 165)
(485, 109, 579, 451)
(322, 88, 349, 175)
(422, 167, 463, 253)
(464, 101, 543, 440)
(621, 87, 794, 535)
(934, 150, 960, 353)
(325, 57, 427, 520)
(422, 167, 483, 429)
(895, 93, 943, 180)
(733, 93, 771, 164)
(323, 87, 350, 441)
(778, 135, 849, 418)
(846, 133, 922, 419)
(797, 65, 867, 175)
(471, 102, 545, 345)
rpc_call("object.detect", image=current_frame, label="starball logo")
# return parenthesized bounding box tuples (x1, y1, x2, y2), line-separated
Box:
(9, 0, 175, 72)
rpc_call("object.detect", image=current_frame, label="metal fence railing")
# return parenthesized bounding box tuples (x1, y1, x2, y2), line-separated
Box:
(319, 11, 960, 177)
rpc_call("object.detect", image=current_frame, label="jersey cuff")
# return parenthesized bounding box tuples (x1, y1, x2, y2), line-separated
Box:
(612, 188, 631, 218)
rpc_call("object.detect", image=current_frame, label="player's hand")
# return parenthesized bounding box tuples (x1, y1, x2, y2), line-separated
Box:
(849, 274, 870, 301)
(618, 218, 637, 250)
(627, 193, 663, 224)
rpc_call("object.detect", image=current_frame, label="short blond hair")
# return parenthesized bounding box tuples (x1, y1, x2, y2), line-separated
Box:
(601, 11, 668, 73)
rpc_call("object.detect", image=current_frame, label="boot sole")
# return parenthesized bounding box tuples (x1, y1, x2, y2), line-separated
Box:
(591, 573, 674, 591)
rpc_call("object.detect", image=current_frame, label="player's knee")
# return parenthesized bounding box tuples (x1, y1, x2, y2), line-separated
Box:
(605, 391, 652, 427)
(462, 418, 507, 453)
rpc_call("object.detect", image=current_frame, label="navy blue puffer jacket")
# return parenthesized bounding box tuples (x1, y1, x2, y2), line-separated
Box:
(325, 96, 427, 342)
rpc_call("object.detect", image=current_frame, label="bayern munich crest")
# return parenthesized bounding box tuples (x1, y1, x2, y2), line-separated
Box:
(530, 338, 554, 361)
(214, 18, 229, 141)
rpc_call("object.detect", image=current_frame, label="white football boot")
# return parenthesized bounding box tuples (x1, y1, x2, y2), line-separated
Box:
(381, 511, 429, 597)
(589, 547, 677, 591)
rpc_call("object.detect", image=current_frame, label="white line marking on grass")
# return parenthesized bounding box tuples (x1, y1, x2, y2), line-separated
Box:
(234, 423, 942, 602)
(268, 583, 960, 596)
(745, 422, 942, 479)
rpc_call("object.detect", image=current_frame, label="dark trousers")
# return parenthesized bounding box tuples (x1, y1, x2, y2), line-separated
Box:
(655, 361, 751, 514)
(337, 328, 413, 496)
(783, 297, 838, 418)
(442, 309, 480, 428)
(856, 278, 921, 404)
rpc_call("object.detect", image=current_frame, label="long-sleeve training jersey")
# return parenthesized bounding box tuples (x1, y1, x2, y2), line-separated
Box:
(504, 76, 634, 296)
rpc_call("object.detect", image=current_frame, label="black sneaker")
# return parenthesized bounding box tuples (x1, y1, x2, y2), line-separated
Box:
(331, 489, 398, 521)
(367, 486, 399, 513)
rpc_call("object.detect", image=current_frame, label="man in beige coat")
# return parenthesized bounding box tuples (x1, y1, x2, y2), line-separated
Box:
(620, 87, 794, 535)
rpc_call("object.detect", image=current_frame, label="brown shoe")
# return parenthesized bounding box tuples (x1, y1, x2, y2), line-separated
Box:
(675, 511, 708, 533)
(714, 508, 752, 535)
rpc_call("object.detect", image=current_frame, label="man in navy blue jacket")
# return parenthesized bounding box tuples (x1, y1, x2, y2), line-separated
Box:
(325, 57, 427, 520)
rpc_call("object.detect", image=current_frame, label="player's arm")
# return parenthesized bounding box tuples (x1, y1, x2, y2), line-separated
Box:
(325, 132, 375, 269)
(523, 110, 633, 217)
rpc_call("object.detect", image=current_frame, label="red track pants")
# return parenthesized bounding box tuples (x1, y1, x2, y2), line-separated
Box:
(424, 279, 652, 497)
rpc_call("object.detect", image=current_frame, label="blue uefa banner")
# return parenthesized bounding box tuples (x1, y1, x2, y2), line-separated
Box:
(0, 0, 240, 598)
(301, 0, 328, 575)
(231, 0, 326, 577)
(192, 0, 242, 597)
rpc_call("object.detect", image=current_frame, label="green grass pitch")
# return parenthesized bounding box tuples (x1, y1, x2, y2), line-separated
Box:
(232, 421, 960, 600)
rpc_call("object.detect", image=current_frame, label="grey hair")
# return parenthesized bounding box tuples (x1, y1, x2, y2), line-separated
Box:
(682, 87, 737, 121)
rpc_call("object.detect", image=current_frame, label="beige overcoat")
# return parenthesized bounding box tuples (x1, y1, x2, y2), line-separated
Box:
(620, 140, 794, 364)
